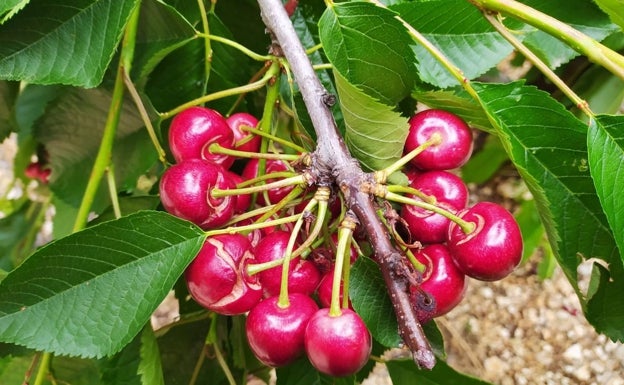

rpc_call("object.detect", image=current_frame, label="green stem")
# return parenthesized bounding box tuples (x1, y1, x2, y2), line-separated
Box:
(206, 213, 300, 237)
(239, 125, 307, 153)
(208, 143, 303, 161)
(33, 352, 51, 385)
(384, 191, 475, 234)
(204, 34, 272, 62)
(376, 134, 442, 183)
(329, 222, 355, 317)
(72, 2, 141, 232)
(483, 12, 594, 117)
(313, 63, 333, 71)
(211, 174, 307, 198)
(469, 0, 624, 82)
(160, 61, 280, 120)
(196, 0, 212, 94)
(387, 184, 436, 205)
(292, 188, 330, 257)
(106, 164, 122, 219)
(235, 171, 297, 188)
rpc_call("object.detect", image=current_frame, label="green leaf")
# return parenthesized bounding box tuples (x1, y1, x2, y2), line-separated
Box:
(461, 134, 509, 184)
(132, 0, 196, 82)
(34, 87, 157, 212)
(594, 0, 624, 30)
(0, 211, 206, 358)
(0, 0, 139, 87)
(138, 326, 164, 385)
(91, 195, 162, 226)
(319, 1, 416, 105)
(386, 359, 493, 385)
(335, 71, 409, 172)
(0, 354, 31, 384)
(350, 256, 402, 348)
(0, 0, 28, 24)
(588, 115, 624, 261)
(276, 356, 356, 385)
(0, 80, 18, 140)
(50, 356, 101, 385)
(391, 1, 516, 89)
(0, 200, 48, 270)
(585, 262, 624, 341)
(413, 88, 493, 132)
(521, 0, 619, 69)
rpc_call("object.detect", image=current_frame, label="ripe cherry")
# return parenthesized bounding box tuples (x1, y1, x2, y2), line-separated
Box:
(410, 244, 466, 321)
(316, 268, 353, 310)
(447, 202, 523, 281)
(168, 106, 235, 169)
(224, 170, 251, 214)
(401, 170, 468, 244)
(241, 158, 294, 205)
(226, 112, 261, 154)
(304, 308, 372, 377)
(185, 234, 262, 315)
(404, 109, 473, 170)
(246, 293, 318, 367)
(253, 231, 321, 298)
(159, 159, 235, 229)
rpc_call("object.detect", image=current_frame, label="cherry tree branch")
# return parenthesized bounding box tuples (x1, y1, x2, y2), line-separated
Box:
(257, 0, 435, 369)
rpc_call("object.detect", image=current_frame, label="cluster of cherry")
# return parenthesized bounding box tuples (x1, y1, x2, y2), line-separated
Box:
(158, 106, 523, 377)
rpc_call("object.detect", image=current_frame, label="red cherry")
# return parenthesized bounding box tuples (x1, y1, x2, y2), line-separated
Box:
(246, 293, 318, 367)
(185, 234, 262, 315)
(404, 109, 473, 170)
(447, 202, 523, 281)
(224, 170, 251, 214)
(304, 308, 372, 377)
(253, 231, 321, 298)
(241, 158, 294, 205)
(401, 170, 468, 244)
(329, 233, 359, 264)
(159, 159, 235, 229)
(168, 106, 235, 169)
(226, 112, 261, 154)
(411, 244, 466, 320)
(316, 268, 353, 310)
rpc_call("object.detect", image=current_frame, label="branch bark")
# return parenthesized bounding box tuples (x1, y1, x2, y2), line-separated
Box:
(257, 0, 435, 369)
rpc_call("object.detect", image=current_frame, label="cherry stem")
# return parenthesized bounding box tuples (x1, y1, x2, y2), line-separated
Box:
(387, 184, 437, 205)
(292, 187, 330, 257)
(375, 133, 442, 184)
(211, 174, 307, 198)
(329, 215, 357, 317)
(205, 213, 300, 237)
(239, 125, 307, 153)
(208, 143, 304, 162)
(384, 190, 475, 234)
(236, 171, 297, 188)
(277, 198, 319, 308)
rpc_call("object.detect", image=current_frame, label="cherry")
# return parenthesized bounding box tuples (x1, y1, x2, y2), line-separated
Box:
(224, 170, 251, 214)
(159, 159, 235, 229)
(241, 158, 294, 205)
(304, 308, 372, 377)
(447, 202, 523, 281)
(410, 244, 466, 321)
(401, 170, 468, 244)
(24, 162, 51, 184)
(185, 234, 262, 315)
(253, 231, 321, 298)
(316, 268, 353, 310)
(404, 109, 473, 170)
(168, 106, 235, 169)
(226, 112, 261, 154)
(245, 293, 318, 367)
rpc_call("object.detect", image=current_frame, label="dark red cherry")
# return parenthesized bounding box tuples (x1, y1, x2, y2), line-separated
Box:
(401, 170, 468, 244)
(304, 308, 372, 377)
(185, 234, 262, 315)
(404, 109, 473, 170)
(316, 268, 353, 310)
(411, 244, 466, 320)
(241, 158, 294, 205)
(447, 202, 523, 281)
(168, 106, 235, 169)
(226, 112, 261, 154)
(159, 159, 235, 229)
(245, 293, 318, 367)
(224, 170, 251, 214)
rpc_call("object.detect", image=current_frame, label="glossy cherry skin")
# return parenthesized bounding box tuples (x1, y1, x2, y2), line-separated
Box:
(404, 109, 473, 170)
(401, 170, 468, 244)
(241, 158, 294, 206)
(246, 293, 319, 367)
(159, 159, 235, 229)
(316, 268, 353, 310)
(447, 202, 523, 281)
(168, 106, 235, 169)
(224, 170, 251, 214)
(226, 112, 261, 154)
(185, 234, 262, 315)
(410, 244, 466, 321)
(253, 231, 321, 298)
(304, 308, 372, 377)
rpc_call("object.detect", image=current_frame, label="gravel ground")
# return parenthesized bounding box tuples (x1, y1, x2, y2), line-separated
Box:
(2, 136, 624, 384)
